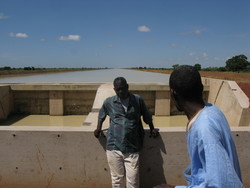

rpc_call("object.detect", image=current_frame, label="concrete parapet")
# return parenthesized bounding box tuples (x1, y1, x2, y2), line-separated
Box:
(0, 85, 11, 120)
(49, 91, 64, 116)
(91, 83, 115, 112)
(155, 91, 170, 116)
(203, 78, 250, 126)
(0, 126, 249, 188)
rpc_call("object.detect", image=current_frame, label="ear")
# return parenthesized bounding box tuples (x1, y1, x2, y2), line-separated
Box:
(127, 84, 129, 90)
(170, 89, 178, 101)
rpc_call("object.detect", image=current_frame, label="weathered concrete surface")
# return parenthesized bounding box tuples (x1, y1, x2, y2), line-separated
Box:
(202, 78, 250, 126)
(49, 91, 64, 116)
(0, 126, 249, 188)
(0, 85, 11, 120)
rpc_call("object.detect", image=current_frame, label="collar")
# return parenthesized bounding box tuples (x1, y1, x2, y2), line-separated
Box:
(186, 107, 204, 132)
(113, 92, 131, 103)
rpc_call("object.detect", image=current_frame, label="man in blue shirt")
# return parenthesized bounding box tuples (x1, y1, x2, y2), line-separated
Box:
(154, 65, 244, 188)
(94, 77, 159, 188)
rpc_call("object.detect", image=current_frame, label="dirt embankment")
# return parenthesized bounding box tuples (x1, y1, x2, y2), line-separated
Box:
(0, 69, 100, 78)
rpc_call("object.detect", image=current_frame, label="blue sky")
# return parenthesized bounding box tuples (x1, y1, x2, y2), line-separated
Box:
(0, 0, 249, 69)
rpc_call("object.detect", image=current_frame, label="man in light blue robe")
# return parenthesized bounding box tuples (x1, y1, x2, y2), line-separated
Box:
(154, 65, 244, 188)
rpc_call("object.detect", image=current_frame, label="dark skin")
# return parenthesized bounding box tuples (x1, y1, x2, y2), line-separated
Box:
(153, 89, 205, 188)
(94, 79, 159, 138)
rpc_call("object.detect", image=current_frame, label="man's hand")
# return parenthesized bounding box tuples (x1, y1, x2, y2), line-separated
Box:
(94, 129, 101, 138)
(94, 129, 106, 138)
(150, 128, 159, 138)
(153, 184, 175, 188)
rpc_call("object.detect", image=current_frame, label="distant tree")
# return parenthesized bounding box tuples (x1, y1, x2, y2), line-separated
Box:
(172, 64, 179, 69)
(194, 64, 201, 71)
(218, 67, 227, 72)
(24, 67, 32, 70)
(2, 66, 12, 70)
(225, 54, 250, 72)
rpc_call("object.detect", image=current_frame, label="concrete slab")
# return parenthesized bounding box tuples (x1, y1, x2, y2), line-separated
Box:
(91, 83, 115, 112)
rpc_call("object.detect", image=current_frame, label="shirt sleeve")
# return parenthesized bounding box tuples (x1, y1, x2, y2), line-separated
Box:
(98, 100, 108, 122)
(139, 96, 152, 124)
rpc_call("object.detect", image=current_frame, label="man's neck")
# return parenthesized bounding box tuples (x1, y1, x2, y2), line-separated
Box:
(184, 102, 205, 120)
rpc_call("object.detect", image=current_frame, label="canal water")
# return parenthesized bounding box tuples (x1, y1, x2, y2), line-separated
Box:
(0, 69, 169, 83)
(0, 69, 187, 127)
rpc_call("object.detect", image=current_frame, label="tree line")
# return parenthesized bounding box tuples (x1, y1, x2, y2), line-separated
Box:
(0, 67, 107, 71)
(133, 54, 250, 72)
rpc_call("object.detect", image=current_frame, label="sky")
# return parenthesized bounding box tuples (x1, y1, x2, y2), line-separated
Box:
(0, 0, 250, 69)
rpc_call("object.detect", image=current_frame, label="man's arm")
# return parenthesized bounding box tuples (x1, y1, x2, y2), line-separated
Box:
(148, 122, 159, 138)
(139, 96, 159, 138)
(94, 120, 103, 138)
(94, 101, 107, 138)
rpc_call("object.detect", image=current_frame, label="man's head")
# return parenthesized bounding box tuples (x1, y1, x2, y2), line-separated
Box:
(113, 77, 129, 99)
(169, 65, 204, 110)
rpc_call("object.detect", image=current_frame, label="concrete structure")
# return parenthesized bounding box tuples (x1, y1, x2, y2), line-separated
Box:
(0, 78, 249, 188)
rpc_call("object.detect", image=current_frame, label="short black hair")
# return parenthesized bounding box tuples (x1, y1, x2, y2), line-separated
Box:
(169, 65, 203, 101)
(113, 77, 127, 85)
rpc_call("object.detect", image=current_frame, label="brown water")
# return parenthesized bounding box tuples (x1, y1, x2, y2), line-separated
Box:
(0, 115, 87, 127)
(0, 115, 187, 127)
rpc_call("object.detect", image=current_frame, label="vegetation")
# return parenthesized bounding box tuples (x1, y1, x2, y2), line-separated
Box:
(130, 54, 250, 82)
(131, 54, 250, 73)
(225, 55, 250, 72)
(0, 67, 107, 77)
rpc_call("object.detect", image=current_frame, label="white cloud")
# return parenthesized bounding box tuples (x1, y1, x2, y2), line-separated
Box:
(188, 52, 195, 56)
(137, 26, 151, 32)
(40, 38, 46, 42)
(9, 32, 28, 38)
(203, 52, 208, 58)
(194, 29, 201, 35)
(171, 43, 177, 48)
(181, 28, 205, 36)
(59, 35, 81, 41)
(16, 33, 28, 38)
(0, 13, 8, 19)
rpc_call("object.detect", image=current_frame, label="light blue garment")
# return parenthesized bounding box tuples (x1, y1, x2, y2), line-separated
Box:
(176, 104, 244, 188)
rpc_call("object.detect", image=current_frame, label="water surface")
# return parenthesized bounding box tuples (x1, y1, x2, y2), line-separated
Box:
(0, 115, 187, 127)
(0, 69, 170, 83)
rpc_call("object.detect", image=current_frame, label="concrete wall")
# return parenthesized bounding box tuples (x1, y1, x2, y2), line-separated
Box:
(0, 85, 12, 120)
(203, 78, 250, 126)
(0, 126, 249, 188)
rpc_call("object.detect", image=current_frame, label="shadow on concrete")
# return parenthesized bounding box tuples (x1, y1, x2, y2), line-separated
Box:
(0, 114, 29, 126)
(140, 131, 167, 188)
(97, 131, 107, 151)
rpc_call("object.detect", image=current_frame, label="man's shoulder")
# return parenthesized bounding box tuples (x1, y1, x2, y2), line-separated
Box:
(202, 103, 224, 117)
(104, 95, 116, 103)
(130, 93, 141, 99)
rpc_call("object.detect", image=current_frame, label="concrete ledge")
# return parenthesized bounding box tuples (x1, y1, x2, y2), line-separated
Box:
(9, 83, 102, 91)
(0, 126, 249, 188)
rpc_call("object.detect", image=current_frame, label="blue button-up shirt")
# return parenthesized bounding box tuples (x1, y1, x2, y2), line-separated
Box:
(98, 93, 152, 153)
(176, 104, 244, 188)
